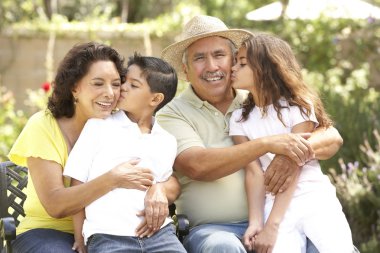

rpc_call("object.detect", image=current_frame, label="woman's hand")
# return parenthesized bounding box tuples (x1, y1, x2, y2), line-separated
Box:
(110, 159, 154, 190)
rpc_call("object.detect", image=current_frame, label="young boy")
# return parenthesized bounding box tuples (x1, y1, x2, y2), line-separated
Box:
(63, 53, 186, 253)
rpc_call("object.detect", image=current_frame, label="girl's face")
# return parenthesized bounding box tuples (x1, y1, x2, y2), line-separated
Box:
(72, 61, 121, 121)
(117, 64, 156, 118)
(231, 46, 255, 92)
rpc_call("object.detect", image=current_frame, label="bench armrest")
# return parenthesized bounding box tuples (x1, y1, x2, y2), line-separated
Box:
(1, 216, 16, 253)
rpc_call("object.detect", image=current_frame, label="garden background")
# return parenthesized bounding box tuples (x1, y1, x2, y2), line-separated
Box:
(0, 0, 379, 252)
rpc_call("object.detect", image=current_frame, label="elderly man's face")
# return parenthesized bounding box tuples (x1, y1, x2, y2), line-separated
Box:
(184, 36, 234, 102)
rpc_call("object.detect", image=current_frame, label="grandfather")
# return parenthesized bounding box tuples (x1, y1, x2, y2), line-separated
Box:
(157, 15, 343, 253)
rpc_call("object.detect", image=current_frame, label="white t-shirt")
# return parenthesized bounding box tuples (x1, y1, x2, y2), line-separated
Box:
(64, 110, 177, 242)
(229, 99, 327, 194)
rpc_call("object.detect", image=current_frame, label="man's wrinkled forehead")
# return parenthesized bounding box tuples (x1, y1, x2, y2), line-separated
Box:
(186, 36, 234, 55)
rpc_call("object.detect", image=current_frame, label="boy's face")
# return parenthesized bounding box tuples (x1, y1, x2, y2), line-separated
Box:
(117, 64, 155, 115)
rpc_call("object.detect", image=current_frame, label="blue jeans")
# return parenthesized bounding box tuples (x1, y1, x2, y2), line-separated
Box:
(183, 221, 320, 253)
(87, 224, 186, 253)
(11, 228, 74, 253)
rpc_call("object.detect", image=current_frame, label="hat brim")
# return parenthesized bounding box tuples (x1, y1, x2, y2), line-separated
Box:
(161, 29, 253, 80)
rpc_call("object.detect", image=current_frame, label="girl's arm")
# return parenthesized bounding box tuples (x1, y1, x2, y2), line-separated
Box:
(232, 135, 265, 252)
(255, 121, 315, 253)
(70, 178, 87, 253)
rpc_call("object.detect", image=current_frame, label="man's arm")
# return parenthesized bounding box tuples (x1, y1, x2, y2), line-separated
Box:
(309, 126, 343, 160)
(174, 133, 312, 181)
(264, 126, 343, 194)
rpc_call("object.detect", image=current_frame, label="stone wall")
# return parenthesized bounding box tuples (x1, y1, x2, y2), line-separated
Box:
(0, 33, 174, 110)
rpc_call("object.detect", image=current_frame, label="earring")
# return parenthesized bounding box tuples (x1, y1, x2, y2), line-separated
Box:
(74, 97, 78, 105)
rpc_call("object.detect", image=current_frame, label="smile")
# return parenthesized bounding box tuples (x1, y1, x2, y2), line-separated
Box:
(96, 101, 113, 107)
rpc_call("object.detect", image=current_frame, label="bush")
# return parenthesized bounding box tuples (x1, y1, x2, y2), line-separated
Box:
(329, 130, 380, 253)
(0, 87, 27, 161)
(304, 64, 380, 171)
(0, 84, 50, 161)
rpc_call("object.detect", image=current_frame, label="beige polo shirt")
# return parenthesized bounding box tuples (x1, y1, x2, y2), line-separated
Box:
(156, 86, 249, 227)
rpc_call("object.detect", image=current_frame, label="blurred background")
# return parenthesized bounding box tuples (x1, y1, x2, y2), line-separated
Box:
(0, 0, 379, 252)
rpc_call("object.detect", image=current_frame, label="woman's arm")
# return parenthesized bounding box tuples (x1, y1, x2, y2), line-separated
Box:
(28, 157, 153, 218)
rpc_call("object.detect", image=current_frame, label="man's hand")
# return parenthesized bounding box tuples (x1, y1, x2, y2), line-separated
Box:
(135, 211, 155, 238)
(264, 155, 299, 194)
(141, 183, 169, 234)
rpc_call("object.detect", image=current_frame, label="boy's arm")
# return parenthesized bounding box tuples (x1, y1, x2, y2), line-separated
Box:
(71, 178, 87, 253)
(232, 135, 265, 252)
(264, 126, 342, 194)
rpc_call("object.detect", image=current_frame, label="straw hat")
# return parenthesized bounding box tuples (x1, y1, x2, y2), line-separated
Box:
(161, 15, 253, 80)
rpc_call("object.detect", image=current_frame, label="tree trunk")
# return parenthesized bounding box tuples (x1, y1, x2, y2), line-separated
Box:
(43, 0, 52, 20)
(120, 0, 129, 23)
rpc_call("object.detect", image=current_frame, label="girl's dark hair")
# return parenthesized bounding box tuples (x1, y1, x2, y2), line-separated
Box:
(48, 42, 125, 118)
(240, 34, 332, 128)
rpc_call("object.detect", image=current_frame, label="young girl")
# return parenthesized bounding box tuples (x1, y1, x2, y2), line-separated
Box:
(229, 33, 353, 253)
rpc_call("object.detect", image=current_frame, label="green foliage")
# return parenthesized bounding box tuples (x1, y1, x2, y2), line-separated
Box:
(0, 87, 27, 162)
(0, 84, 50, 162)
(305, 64, 380, 170)
(329, 130, 380, 252)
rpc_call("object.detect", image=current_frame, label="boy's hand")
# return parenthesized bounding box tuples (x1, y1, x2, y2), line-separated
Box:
(72, 240, 87, 253)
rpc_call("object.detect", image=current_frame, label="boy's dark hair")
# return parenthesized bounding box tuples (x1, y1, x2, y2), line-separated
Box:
(127, 52, 178, 112)
(48, 42, 126, 119)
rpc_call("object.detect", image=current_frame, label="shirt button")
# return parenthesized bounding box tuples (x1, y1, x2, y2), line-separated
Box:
(214, 112, 219, 116)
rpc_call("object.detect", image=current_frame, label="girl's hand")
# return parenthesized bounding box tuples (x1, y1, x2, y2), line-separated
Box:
(264, 133, 313, 166)
(243, 223, 262, 252)
(254, 223, 279, 253)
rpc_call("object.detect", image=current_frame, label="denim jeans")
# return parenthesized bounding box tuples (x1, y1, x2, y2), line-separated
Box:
(183, 221, 320, 253)
(10, 228, 74, 253)
(87, 224, 186, 253)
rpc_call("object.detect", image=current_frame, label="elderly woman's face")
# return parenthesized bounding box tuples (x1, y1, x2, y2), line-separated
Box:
(72, 60, 121, 121)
